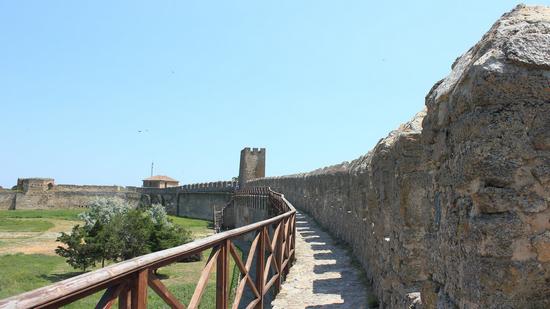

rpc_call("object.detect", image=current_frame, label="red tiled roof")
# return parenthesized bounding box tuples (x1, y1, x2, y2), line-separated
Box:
(143, 175, 178, 182)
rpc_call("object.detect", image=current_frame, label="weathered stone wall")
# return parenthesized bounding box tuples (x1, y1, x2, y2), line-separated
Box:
(54, 185, 134, 193)
(239, 147, 266, 185)
(1, 179, 236, 222)
(249, 5, 550, 308)
(6, 190, 141, 209)
(0, 190, 16, 210)
(176, 192, 232, 220)
(420, 5, 550, 308)
(222, 193, 270, 231)
(138, 182, 236, 220)
(0, 187, 141, 210)
(248, 113, 428, 308)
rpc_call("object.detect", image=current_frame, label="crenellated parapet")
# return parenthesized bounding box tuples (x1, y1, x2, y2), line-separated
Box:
(137, 180, 238, 195)
(180, 180, 238, 192)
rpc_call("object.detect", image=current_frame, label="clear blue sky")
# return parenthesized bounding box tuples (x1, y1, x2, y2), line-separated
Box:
(0, 1, 535, 188)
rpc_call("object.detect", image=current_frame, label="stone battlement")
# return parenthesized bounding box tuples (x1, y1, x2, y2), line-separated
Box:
(181, 181, 238, 191)
(241, 147, 265, 153)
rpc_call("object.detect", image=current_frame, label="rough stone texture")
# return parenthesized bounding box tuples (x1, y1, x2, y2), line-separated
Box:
(249, 112, 428, 308)
(250, 5, 550, 308)
(239, 148, 266, 186)
(272, 212, 369, 309)
(0, 190, 16, 210)
(421, 5, 550, 308)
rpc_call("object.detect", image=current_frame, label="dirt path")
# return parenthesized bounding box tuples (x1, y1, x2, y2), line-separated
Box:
(271, 212, 370, 309)
(0, 219, 79, 255)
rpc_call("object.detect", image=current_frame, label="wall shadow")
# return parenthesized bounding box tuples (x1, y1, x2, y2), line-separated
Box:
(294, 213, 368, 309)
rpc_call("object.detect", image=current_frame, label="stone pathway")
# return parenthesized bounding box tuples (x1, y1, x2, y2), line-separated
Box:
(271, 212, 369, 309)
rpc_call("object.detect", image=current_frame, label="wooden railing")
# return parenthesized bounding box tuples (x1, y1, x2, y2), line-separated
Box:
(0, 188, 296, 309)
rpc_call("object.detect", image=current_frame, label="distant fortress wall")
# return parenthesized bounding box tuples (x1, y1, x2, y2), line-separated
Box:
(137, 181, 238, 220)
(0, 183, 142, 210)
(0, 179, 239, 221)
(0, 151, 252, 220)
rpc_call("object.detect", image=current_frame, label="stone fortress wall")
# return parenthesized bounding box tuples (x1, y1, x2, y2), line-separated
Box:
(0, 179, 143, 210)
(0, 177, 239, 220)
(138, 181, 238, 220)
(2, 6, 549, 308)
(248, 6, 550, 308)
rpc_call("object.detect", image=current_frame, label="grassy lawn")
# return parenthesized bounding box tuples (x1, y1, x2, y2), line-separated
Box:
(0, 250, 242, 308)
(0, 209, 243, 308)
(169, 216, 213, 236)
(0, 218, 54, 233)
(0, 254, 77, 300)
(0, 209, 83, 221)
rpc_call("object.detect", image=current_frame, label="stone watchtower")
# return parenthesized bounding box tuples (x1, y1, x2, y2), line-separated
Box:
(238, 147, 265, 186)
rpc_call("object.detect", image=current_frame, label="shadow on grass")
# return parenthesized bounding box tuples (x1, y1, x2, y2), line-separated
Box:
(152, 272, 170, 280)
(39, 271, 84, 283)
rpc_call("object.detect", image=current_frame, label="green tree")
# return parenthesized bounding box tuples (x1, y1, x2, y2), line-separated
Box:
(117, 210, 154, 260)
(55, 225, 97, 271)
(56, 198, 194, 271)
(86, 222, 123, 267)
(150, 223, 192, 252)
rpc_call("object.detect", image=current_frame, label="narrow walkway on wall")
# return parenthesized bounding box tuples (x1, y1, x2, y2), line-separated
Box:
(272, 212, 370, 309)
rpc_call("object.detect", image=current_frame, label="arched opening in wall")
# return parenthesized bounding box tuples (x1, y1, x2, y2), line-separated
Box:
(47, 183, 54, 190)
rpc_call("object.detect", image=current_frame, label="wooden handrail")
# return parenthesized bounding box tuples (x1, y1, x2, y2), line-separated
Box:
(0, 188, 296, 309)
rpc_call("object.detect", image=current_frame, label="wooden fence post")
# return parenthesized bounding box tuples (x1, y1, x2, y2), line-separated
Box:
(130, 269, 148, 309)
(291, 214, 296, 261)
(255, 228, 265, 309)
(118, 285, 131, 309)
(275, 219, 284, 294)
(216, 240, 229, 309)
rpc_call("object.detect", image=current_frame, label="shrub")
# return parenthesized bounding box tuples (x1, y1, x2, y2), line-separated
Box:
(116, 209, 154, 260)
(56, 198, 192, 271)
(79, 197, 131, 227)
(55, 225, 97, 271)
(146, 203, 172, 226)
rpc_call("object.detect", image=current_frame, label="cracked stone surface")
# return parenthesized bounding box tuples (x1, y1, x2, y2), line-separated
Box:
(272, 212, 369, 309)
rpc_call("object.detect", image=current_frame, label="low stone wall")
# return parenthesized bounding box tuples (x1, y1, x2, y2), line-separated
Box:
(249, 5, 550, 308)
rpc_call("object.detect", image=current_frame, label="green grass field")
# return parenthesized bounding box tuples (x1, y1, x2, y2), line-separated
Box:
(0, 209, 241, 308)
(169, 215, 213, 235)
(0, 218, 54, 232)
(0, 210, 211, 231)
(0, 209, 82, 220)
(0, 251, 239, 308)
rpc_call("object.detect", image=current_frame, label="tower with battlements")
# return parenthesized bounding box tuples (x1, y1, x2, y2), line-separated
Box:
(238, 147, 265, 186)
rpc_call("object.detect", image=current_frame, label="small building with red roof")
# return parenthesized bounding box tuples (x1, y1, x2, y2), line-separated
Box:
(142, 175, 179, 188)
